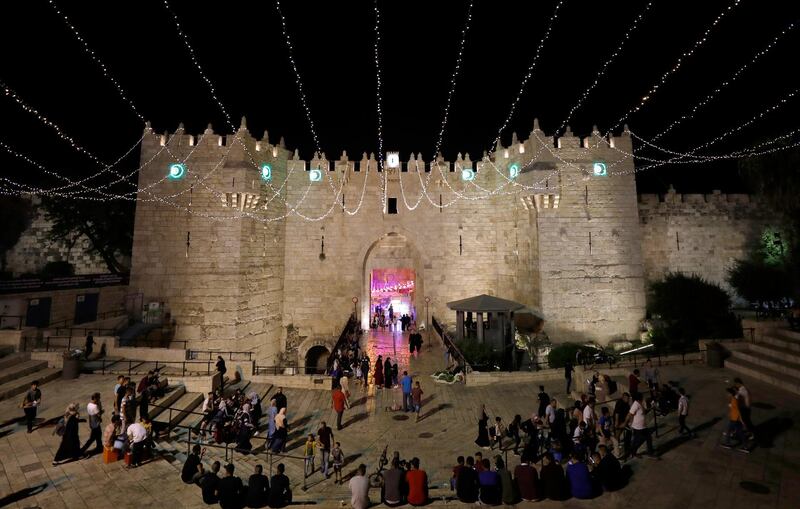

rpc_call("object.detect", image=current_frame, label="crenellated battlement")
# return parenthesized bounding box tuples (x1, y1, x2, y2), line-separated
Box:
(637, 187, 764, 212)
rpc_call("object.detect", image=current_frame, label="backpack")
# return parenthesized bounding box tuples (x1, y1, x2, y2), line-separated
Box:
(54, 417, 66, 437)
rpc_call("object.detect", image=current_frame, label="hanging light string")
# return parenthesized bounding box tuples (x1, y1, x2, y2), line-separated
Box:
(643, 21, 796, 142)
(373, 0, 387, 210)
(487, 0, 566, 155)
(47, 0, 146, 122)
(274, 0, 322, 154)
(555, 1, 655, 135)
(431, 0, 475, 159)
(605, 0, 743, 135)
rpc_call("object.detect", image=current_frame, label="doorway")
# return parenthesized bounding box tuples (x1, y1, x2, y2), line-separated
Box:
(369, 268, 416, 329)
(304, 345, 329, 374)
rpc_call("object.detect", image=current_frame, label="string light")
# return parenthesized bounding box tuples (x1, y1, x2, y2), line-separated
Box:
(487, 0, 565, 155)
(274, 0, 322, 154)
(606, 0, 744, 134)
(431, 0, 475, 159)
(556, 1, 655, 134)
(646, 21, 796, 141)
(373, 0, 387, 210)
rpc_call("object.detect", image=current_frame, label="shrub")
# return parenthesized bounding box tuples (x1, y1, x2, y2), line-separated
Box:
(455, 339, 500, 369)
(41, 261, 75, 279)
(547, 342, 583, 369)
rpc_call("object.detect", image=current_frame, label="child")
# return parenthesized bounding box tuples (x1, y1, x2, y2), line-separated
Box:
(303, 434, 316, 477)
(411, 381, 424, 422)
(492, 416, 506, 450)
(331, 441, 344, 484)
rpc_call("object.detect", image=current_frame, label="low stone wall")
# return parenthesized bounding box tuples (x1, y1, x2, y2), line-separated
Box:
(31, 351, 64, 369)
(250, 373, 332, 391)
(0, 329, 25, 351)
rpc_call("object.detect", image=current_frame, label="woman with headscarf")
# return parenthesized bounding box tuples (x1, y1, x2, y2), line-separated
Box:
(475, 404, 491, 449)
(270, 408, 288, 453)
(53, 403, 82, 465)
(374, 355, 384, 388)
(384, 357, 393, 389)
(267, 399, 278, 446)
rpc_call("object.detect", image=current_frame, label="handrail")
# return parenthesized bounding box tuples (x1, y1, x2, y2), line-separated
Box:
(188, 350, 253, 361)
(253, 365, 321, 376)
(432, 316, 472, 374)
(326, 314, 359, 373)
(48, 307, 128, 330)
(86, 358, 215, 376)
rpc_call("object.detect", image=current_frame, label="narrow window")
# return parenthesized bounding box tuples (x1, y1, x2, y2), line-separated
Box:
(387, 197, 398, 214)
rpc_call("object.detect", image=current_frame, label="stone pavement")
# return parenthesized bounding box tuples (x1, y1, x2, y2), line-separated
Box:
(1, 329, 799, 508)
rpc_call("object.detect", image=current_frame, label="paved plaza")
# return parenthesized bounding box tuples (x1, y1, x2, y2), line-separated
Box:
(1, 330, 799, 508)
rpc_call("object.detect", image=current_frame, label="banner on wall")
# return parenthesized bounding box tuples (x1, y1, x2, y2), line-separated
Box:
(0, 273, 129, 295)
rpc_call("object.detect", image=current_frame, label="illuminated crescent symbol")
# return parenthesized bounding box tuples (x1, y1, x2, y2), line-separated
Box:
(592, 161, 608, 177)
(260, 163, 272, 182)
(309, 169, 323, 182)
(461, 168, 475, 181)
(167, 163, 186, 179)
(509, 163, 521, 179)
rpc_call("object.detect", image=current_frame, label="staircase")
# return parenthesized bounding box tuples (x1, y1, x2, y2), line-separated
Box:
(0, 353, 61, 401)
(724, 327, 800, 395)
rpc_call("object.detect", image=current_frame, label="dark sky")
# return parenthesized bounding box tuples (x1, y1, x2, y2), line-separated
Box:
(1, 0, 797, 194)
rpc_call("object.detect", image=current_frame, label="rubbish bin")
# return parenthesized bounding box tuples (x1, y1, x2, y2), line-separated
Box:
(706, 342, 724, 368)
(62, 358, 81, 379)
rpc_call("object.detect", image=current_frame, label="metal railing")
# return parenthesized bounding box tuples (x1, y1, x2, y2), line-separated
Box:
(0, 315, 23, 330)
(188, 350, 253, 361)
(47, 308, 128, 330)
(326, 314, 359, 373)
(125, 338, 188, 350)
(432, 316, 472, 374)
(48, 327, 118, 337)
(89, 359, 217, 376)
(253, 365, 322, 376)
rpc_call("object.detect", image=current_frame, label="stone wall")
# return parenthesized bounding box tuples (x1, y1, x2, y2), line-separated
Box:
(638, 189, 776, 299)
(4, 197, 118, 277)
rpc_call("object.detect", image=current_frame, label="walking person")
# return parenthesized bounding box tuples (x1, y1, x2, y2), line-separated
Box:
(84, 331, 95, 360)
(734, 378, 754, 437)
(411, 381, 424, 422)
(374, 355, 384, 388)
(722, 386, 748, 450)
(332, 384, 348, 430)
(303, 434, 316, 477)
(475, 404, 491, 449)
(53, 403, 82, 465)
(537, 385, 550, 418)
(317, 421, 334, 478)
(80, 392, 103, 455)
(565, 361, 574, 394)
(625, 392, 654, 458)
(384, 357, 393, 389)
(331, 442, 345, 484)
(216, 356, 227, 391)
(20, 380, 41, 433)
(270, 408, 287, 453)
(401, 371, 413, 412)
(677, 388, 693, 436)
(126, 418, 148, 468)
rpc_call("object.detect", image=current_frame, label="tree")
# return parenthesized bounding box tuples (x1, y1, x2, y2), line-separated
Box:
(0, 196, 34, 274)
(648, 273, 742, 352)
(40, 196, 134, 274)
(727, 225, 795, 303)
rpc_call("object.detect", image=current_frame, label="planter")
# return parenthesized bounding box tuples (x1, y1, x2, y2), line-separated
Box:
(62, 358, 82, 379)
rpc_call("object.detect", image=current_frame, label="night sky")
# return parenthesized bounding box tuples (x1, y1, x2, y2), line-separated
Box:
(1, 0, 797, 194)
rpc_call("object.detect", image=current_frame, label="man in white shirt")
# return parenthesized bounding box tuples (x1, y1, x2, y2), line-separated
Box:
(677, 388, 692, 436)
(80, 392, 103, 454)
(349, 463, 370, 509)
(625, 392, 654, 458)
(582, 397, 597, 430)
(127, 421, 148, 467)
(545, 399, 557, 426)
(200, 392, 215, 437)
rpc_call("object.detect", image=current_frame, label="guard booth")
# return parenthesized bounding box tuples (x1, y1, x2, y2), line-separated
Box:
(446, 294, 525, 371)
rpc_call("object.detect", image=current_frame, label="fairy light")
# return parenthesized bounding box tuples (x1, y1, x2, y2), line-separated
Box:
(488, 0, 566, 155)
(431, 0, 475, 159)
(606, 0, 744, 134)
(48, 0, 146, 122)
(274, 0, 322, 154)
(373, 0, 387, 210)
(646, 21, 797, 141)
(556, 1, 654, 134)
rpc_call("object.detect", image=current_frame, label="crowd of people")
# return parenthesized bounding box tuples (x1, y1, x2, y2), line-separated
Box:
(198, 386, 264, 453)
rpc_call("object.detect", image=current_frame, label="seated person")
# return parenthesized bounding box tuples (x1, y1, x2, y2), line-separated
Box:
(268, 463, 292, 508)
(450, 456, 465, 491)
(540, 452, 566, 501)
(246, 464, 270, 508)
(217, 463, 244, 509)
(382, 458, 406, 507)
(181, 444, 205, 484)
(198, 461, 221, 505)
(593, 445, 623, 491)
(455, 456, 479, 503)
(405, 457, 428, 506)
(566, 452, 597, 499)
(477, 459, 501, 505)
(514, 459, 540, 501)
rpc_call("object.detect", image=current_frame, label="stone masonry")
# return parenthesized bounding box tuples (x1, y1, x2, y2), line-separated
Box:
(127, 118, 778, 363)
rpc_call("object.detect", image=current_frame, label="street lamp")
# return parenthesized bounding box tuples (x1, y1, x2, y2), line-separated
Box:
(424, 297, 431, 345)
(352, 296, 359, 323)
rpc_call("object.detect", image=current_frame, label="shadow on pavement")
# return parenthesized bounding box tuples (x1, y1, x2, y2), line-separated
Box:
(0, 483, 47, 507)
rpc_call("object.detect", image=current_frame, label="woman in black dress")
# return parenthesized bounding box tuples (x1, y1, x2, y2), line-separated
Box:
(383, 357, 393, 389)
(53, 403, 82, 465)
(475, 404, 491, 448)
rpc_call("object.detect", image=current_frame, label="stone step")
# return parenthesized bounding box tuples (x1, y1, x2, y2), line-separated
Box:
(773, 328, 800, 343)
(0, 367, 61, 402)
(0, 352, 30, 371)
(732, 349, 800, 379)
(147, 386, 186, 421)
(748, 342, 800, 365)
(0, 359, 48, 386)
(724, 357, 800, 396)
(760, 333, 800, 353)
(152, 391, 204, 430)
